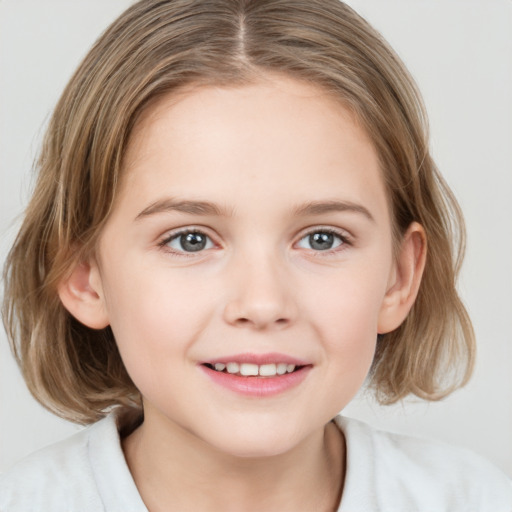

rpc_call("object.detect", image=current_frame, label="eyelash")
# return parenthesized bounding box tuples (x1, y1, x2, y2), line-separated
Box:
(158, 228, 214, 258)
(297, 227, 351, 256)
(158, 226, 352, 258)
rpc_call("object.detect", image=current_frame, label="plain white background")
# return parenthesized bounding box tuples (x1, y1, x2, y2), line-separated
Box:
(1, 0, 511, 477)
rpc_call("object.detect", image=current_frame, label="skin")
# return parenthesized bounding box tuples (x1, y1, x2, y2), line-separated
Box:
(59, 74, 426, 511)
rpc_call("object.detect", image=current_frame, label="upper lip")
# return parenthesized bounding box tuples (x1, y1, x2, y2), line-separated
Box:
(200, 353, 310, 366)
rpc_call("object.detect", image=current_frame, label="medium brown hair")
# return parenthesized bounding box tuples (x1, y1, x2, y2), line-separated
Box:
(2, 0, 474, 423)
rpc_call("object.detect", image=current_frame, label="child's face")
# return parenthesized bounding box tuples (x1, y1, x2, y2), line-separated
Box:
(90, 75, 402, 456)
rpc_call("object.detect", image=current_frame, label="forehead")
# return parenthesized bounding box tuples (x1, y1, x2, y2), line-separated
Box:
(117, 75, 388, 223)
(127, 76, 369, 164)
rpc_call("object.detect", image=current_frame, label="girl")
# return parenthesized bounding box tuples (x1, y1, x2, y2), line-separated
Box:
(1, 0, 511, 510)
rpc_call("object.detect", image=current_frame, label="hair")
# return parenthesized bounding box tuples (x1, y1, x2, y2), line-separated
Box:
(2, 0, 475, 424)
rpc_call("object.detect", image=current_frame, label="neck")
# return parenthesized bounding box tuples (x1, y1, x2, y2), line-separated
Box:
(122, 411, 345, 512)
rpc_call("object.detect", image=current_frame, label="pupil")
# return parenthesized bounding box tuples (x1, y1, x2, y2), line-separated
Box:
(181, 232, 206, 252)
(310, 232, 333, 250)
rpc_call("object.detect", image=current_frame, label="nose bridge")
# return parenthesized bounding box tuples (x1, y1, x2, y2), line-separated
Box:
(223, 244, 297, 329)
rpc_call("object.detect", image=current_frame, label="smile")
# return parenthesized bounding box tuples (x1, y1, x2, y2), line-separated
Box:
(204, 362, 299, 377)
(199, 354, 312, 397)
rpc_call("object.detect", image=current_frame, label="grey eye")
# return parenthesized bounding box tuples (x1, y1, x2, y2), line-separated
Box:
(167, 231, 214, 252)
(297, 231, 343, 251)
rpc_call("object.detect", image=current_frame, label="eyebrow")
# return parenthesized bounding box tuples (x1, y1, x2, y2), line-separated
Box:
(135, 197, 374, 222)
(293, 200, 375, 222)
(135, 198, 232, 220)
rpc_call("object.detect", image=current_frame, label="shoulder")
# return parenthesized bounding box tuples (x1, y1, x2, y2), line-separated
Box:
(0, 417, 113, 511)
(335, 415, 512, 512)
(0, 420, 103, 511)
(0, 411, 147, 512)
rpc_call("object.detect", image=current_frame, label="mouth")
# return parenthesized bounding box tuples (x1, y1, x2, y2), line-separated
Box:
(199, 354, 312, 397)
(202, 362, 304, 377)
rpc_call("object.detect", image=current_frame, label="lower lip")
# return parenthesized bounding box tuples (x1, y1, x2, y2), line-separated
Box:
(199, 365, 312, 397)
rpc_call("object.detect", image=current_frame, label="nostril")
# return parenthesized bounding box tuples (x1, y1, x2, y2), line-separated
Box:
(234, 317, 289, 328)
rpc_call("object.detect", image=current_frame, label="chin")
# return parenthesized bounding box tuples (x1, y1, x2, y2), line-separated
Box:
(202, 422, 309, 460)
(216, 438, 298, 460)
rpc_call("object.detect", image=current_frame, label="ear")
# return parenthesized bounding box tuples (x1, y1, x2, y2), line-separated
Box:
(377, 222, 426, 334)
(57, 258, 110, 329)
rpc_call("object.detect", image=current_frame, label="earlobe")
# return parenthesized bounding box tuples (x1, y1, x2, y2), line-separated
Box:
(377, 222, 426, 334)
(57, 259, 109, 329)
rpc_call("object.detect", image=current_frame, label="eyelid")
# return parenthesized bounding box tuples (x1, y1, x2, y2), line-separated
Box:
(156, 224, 353, 258)
(158, 226, 219, 257)
(295, 225, 352, 242)
(293, 226, 353, 252)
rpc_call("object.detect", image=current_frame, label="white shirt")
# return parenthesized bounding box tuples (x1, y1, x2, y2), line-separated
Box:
(1, 412, 511, 511)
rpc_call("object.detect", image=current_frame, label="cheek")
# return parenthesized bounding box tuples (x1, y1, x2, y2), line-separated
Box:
(302, 263, 389, 386)
(305, 263, 389, 336)
(319, 290, 380, 373)
(101, 265, 218, 370)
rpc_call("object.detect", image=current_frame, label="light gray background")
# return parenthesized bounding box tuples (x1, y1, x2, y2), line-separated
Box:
(1, 1, 511, 477)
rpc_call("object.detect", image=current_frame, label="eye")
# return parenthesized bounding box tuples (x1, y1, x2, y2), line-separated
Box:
(163, 230, 215, 253)
(296, 229, 346, 251)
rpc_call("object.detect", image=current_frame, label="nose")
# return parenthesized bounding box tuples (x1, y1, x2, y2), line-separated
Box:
(222, 252, 298, 330)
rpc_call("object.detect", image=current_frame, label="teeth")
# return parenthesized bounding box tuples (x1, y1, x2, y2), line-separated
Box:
(211, 362, 299, 376)
(240, 363, 259, 376)
(276, 363, 287, 375)
(226, 362, 240, 374)
(259, 363, 277, 377)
